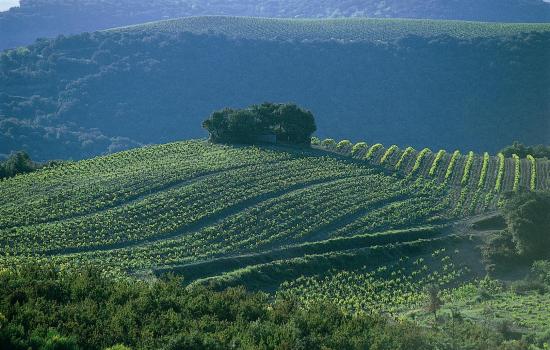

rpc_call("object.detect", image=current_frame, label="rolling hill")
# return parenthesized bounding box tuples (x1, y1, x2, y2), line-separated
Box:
(1, 16, 549, 161)
(2, 139, 550, 342)
(1, 140, 547, 285)
(1, 0, 549, 50)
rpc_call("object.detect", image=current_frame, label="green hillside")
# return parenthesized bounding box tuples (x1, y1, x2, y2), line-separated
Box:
(2, 16, 549, 160)
(113, 16, 550, 42)
(1, 140, 546, 279)
(1, 140, 550, 345)
(2, 0, 549, 51)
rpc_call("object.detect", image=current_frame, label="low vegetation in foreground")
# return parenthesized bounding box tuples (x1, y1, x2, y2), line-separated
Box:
(1, 265, 546, 350)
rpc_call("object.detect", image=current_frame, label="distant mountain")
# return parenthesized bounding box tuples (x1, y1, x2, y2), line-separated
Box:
(1, 0, 549, 50)
(1, 17, 549, 160)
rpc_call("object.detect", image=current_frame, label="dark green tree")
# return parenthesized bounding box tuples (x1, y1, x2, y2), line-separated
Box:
(505, 191, 550, 260)
(202, 102, 316, 146)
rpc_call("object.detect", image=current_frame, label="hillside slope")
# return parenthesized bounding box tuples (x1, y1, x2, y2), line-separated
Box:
(1, 0, 549, 50)
(1, 17, 549, 160)
(2, 140, 549, 333)
(1, 140, 546, 283)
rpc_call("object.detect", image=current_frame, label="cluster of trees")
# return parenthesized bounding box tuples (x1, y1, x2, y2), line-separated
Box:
(1, 26, 549, 160)
(0, 265, 535, 349)
(0, 151, 40, 179)
(500, 141, 550, 159)
(202, 103, 316, 145)
(1, 0, 548, 50)
(483, 191, 550, 274)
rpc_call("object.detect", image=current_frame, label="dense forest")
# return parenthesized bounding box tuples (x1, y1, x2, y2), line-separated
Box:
(1, 18, 549, 160)
(1, 0, 549, 50)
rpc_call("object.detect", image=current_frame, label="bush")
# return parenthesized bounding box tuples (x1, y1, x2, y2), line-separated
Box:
(0, 151, 41, 180)
(505, 192, 550, 261)
(510, 279, 547, 295)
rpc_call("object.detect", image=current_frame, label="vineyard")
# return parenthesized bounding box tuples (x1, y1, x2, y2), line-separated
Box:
(0, 139, 548, 335)
(111, 16, 550, 43)
(323, 139, 550, 216)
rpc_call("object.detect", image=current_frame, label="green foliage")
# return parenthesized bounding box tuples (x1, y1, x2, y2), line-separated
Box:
(380, 145, 399, 165)
(500, 141, 550, 159)
(202, 102, 316, 145)
(2, 18, 550, 160)
(351, 142, 367, 156)
(527, 155, 536, 191)
(429, 150, 446, 177)
(505, 191, 550, 261)
(531, 260, 550, 286)
(495, 153, 505, 192)
(0, 264, 473, 350)
(444, 150, 460, 184)
(321, 138, 336, 148)
(410, 148, 431, 175)
(396, 147, 415, 170)
(478, 152, 490, 188)
(365, 143, 383, 160)
(0, 151, 40, 180)
(512, 154, 521, 192)
(461, 151, 474, 186)
(311, 136, 321, 145)
(336, 139, 353, 153)
(105, 345, 131, 350)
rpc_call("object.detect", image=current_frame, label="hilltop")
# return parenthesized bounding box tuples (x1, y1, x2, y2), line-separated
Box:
(1, 0, 549, 50)
(111, 16, 550, 42)
(1, 16, 549, 160)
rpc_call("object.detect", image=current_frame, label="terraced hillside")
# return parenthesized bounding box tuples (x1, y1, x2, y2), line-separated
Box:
(1, 139, 549, 329)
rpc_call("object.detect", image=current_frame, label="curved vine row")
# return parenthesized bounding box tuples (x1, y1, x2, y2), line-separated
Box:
(380, 145, 399, 165)
(527, 155, 536, 191)
(410, 148, 431, 176)
(478, 152, 490, 189)
(494, 153, 505, 192)
(429, 150, 446, 177)
(395, 147, 415, 170)
(365, 144, 383, 160)
(512, 154, 520, 192)
(444, 150, 461, 184)
(460, 151, 475, 186)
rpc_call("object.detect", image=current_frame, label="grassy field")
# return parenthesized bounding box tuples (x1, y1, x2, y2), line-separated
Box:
(110, 16, 550, 42)
(1, 139, 548, 337)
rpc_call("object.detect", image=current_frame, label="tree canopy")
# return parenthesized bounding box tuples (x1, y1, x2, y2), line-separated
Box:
(202, 103, 316, 145)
